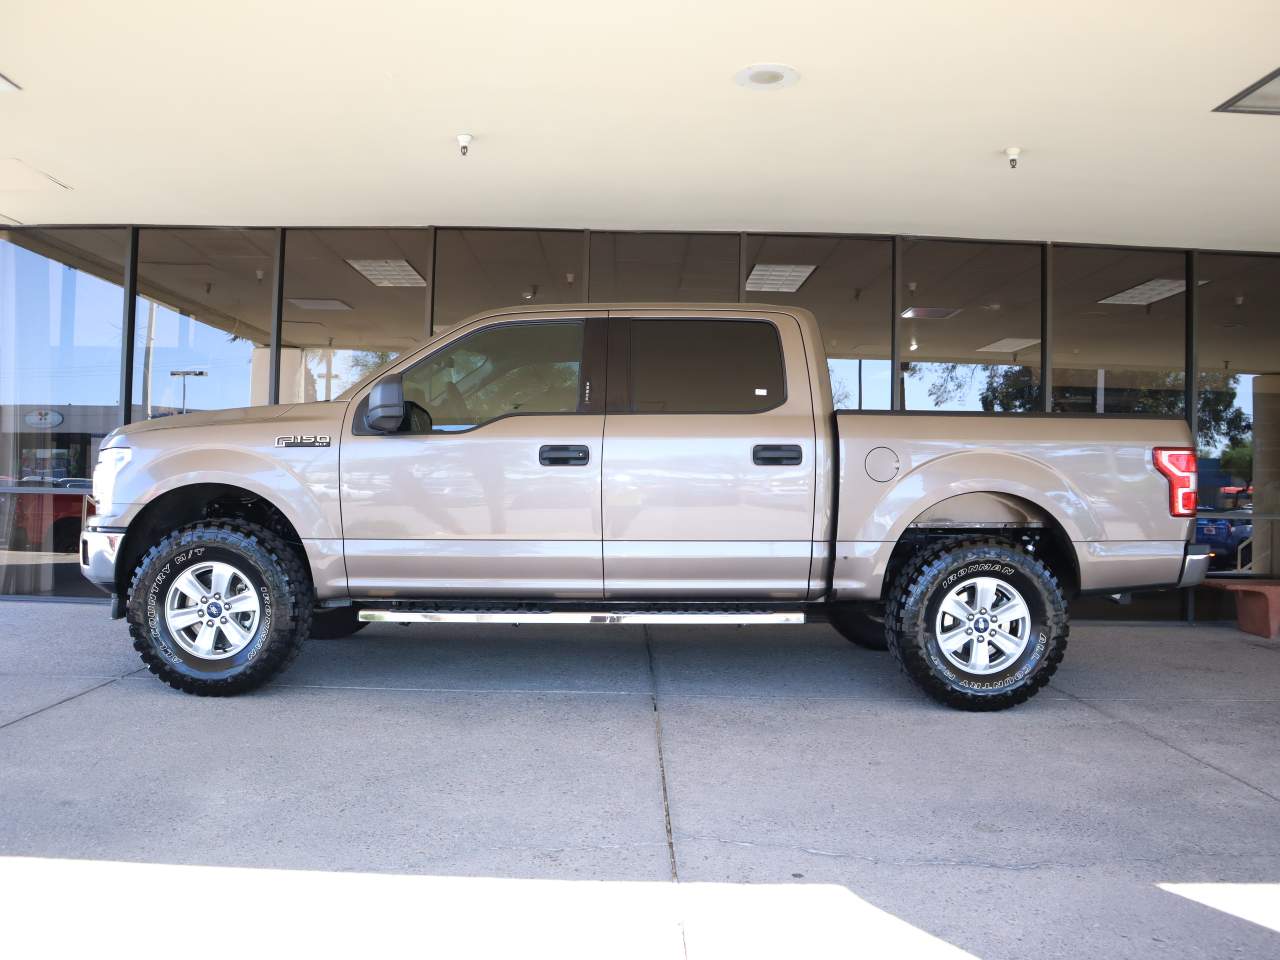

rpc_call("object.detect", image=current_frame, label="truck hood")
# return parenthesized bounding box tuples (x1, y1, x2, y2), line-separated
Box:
(115, 404, 299, 437)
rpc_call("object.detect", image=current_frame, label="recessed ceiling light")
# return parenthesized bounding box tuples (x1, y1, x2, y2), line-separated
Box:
(345, 258, 426, 287)
(287, 298, 352, 311)
(1098, 278, 1207, 306)
(734, 63, 800, 90)
(1214, 66, 1280, 115)
(745, 263, 816, 292)
(0, 72, 20, 93)
(901, 306, 961, 320)
(977, 337, 1041, 353)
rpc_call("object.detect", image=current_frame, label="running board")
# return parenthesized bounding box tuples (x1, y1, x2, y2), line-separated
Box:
(358, 610, 805, 626)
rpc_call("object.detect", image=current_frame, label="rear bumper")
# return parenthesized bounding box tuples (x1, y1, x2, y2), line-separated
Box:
(1178, 543, 1211, 588)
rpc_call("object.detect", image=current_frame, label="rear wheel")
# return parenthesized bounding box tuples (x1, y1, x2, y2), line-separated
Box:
(125, 520, 312, 695)
(828, 604, 888, 650)
(886, 538, 1067, 711)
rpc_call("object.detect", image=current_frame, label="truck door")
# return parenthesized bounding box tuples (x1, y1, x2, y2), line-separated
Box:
(601, 312, 817, 598)
(340, 315, 606, 598)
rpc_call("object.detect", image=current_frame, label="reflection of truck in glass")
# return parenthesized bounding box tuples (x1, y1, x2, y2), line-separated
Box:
(1196, 485, 1253, 572)
(4, 481, 93, 552)
(81, 305, 1208, 710)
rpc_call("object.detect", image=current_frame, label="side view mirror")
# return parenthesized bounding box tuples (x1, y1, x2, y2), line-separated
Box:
(365, 376, 406, 433)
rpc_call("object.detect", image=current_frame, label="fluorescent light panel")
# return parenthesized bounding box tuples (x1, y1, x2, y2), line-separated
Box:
(745, 263, 816, 293)
(346, 258, 426, 287)
(1098, 278, 1207, 306)
(1215, 66, 1280, 115)
(287, 298, 352, 311)
(900, 306, 961, 320)
(977, 337, 1041, 353)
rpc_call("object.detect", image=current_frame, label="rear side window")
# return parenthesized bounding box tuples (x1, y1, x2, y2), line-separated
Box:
(628, 319, 785, 413)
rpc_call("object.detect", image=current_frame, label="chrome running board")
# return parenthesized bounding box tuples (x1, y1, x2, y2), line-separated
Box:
(358, 610, 805, 626)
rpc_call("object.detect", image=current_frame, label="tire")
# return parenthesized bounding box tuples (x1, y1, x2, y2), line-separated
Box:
(885, 538, 1068, 711)
(310, 606, 369, 640)
(829, 604, 889, 650)
(125, 520, 313, 696)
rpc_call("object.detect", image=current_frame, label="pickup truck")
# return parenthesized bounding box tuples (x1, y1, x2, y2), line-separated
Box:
(81, 303, 1209, 710)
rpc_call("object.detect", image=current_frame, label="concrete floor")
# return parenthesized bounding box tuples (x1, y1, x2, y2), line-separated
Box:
(1, 600, 1278, 958)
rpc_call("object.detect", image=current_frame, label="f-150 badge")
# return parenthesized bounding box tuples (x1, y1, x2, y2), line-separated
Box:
(275, 435, 332, 447)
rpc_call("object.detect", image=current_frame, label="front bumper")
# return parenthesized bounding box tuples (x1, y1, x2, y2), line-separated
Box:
(1178, 543, 1211, 588)
(80, 525, 125, 588)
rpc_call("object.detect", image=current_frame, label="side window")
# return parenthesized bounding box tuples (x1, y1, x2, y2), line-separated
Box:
(629, 319, 785, 413)
(400, 321, 585, 432)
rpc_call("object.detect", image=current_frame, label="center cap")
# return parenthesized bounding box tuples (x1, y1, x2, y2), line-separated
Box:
(974, 616, 990, 632)
(206, 601, 223, 617)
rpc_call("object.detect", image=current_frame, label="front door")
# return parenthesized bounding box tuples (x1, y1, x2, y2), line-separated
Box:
(601, 312, 817, 598)
(340, 315, 606, 598)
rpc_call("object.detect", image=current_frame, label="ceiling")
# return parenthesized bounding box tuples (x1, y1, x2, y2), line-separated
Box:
(1, 1, 1278, 251)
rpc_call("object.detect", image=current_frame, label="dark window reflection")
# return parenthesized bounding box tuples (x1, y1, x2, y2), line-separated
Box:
(589, 233, 738, 302)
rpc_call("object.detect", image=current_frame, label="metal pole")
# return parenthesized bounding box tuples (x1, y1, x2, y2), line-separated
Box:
(890, 237, 903, 411)
(118, 227, 139, 425)
(268, 228, 287, 405)
(1041, 243, 1053, 412)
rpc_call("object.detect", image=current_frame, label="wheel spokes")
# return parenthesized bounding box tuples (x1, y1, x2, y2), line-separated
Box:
(191, 620, 218, 656)
(967, 637, 990, 670)
(990, 629, 1023, 658)
(938, 625, 969, 654)
(218, 617, 252, 650)
(167, 607, 206, 631)
(173, 569, 207, 604)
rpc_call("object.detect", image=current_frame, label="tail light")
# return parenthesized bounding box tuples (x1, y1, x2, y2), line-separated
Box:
(1153, 447, 1197, 517)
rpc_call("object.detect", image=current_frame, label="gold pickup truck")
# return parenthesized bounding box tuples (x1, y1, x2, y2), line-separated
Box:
(82, 304, 1207, 710)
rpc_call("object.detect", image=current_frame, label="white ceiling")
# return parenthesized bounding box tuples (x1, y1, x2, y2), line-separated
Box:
(1, 1, 1278, 250)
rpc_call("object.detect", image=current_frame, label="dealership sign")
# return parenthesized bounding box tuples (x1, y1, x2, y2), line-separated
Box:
(24, 409, 64, 430)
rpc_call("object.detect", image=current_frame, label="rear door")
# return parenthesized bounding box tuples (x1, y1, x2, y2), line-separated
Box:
(601, 311, 817, 598)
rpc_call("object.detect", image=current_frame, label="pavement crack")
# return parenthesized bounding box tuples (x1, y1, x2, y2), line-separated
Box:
(1057, 687, 1280, 806)
(0, 673, 130, 732)
(643, 625, 681, 884)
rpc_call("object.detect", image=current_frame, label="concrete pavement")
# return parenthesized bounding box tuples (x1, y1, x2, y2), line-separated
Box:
(1, 599, 1278, 958)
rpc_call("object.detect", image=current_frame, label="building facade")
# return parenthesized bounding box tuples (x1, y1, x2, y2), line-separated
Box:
(3, 225, 1277, 613)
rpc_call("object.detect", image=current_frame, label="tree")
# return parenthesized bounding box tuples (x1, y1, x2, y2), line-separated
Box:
(1219, 440, 1253, 484)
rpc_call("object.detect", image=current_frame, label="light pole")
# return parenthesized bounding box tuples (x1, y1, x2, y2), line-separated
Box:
(169, 369, 207, 414)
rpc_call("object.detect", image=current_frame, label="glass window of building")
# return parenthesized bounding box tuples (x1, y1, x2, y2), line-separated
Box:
(433, 229, 584, 335)
(744, 235, 891, 409)
(280, 229, 433, 403)
(1051, 246, 1186, 416)
(133, 229, 276, 418)
(589, 232, 738, 302)
(1, 228, 128, 597)
(1195, 253, 1280, 578)
(898, 240, 1041, 412)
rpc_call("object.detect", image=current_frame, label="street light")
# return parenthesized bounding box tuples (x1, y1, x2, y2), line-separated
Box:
(169, 369, 207, 415)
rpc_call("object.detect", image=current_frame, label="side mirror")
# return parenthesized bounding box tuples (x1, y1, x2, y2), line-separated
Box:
(365, 376, 406, 433)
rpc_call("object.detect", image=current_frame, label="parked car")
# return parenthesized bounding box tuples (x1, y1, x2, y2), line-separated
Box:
(82, 304, 1207, 710)
(1195, 485, 1253, 571)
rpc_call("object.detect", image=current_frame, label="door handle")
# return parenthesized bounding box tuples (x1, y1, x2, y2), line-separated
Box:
(753, 444, 802, 466)
(539, 444, 590, 466)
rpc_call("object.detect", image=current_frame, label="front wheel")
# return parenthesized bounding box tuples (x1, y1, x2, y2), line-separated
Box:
(886, 539, 1068, 711)
(125, 520, 313, 695)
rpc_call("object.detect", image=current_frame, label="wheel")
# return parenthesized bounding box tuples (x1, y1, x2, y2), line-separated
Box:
(829, 604, 888, 650)
(885, 538, 1068, 711)
(310, 606, 369, 639)
(125, 520, 313, 695)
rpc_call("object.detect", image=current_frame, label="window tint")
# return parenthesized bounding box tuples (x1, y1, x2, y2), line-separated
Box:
(400, 321, 584, 432)
(629, 319, 785, 413)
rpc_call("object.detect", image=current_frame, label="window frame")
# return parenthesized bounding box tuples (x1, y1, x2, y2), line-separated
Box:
(606, 316, 789, 416)
(350, 316, 605, 436)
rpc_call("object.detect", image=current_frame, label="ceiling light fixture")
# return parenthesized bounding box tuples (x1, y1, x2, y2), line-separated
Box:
(909, 338, 919, 352)
(1098, 278, 1207, 306)
(0, 72, 20, 93)
(287, 298, 352, 311)
(734, 63, 800, 90)
(745, 263, 816, 292)
(900, 306, 961, 320)
(977, 337, 1041, 353)
(1214, 66, 1280, 115)
(457, 133, 473, 156)
(1005, 146, 1021, 169)
(346, 259, 426, 287)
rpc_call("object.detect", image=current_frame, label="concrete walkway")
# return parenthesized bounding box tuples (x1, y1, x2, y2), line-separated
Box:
(1, 600, 1278, 958)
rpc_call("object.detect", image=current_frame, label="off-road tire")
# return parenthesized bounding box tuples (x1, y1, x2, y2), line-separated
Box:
(125, 520, 313, 695)
(829, 604, 889, 650)
(310, 606, 369, 640)
(885, 538, 1068, 711)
